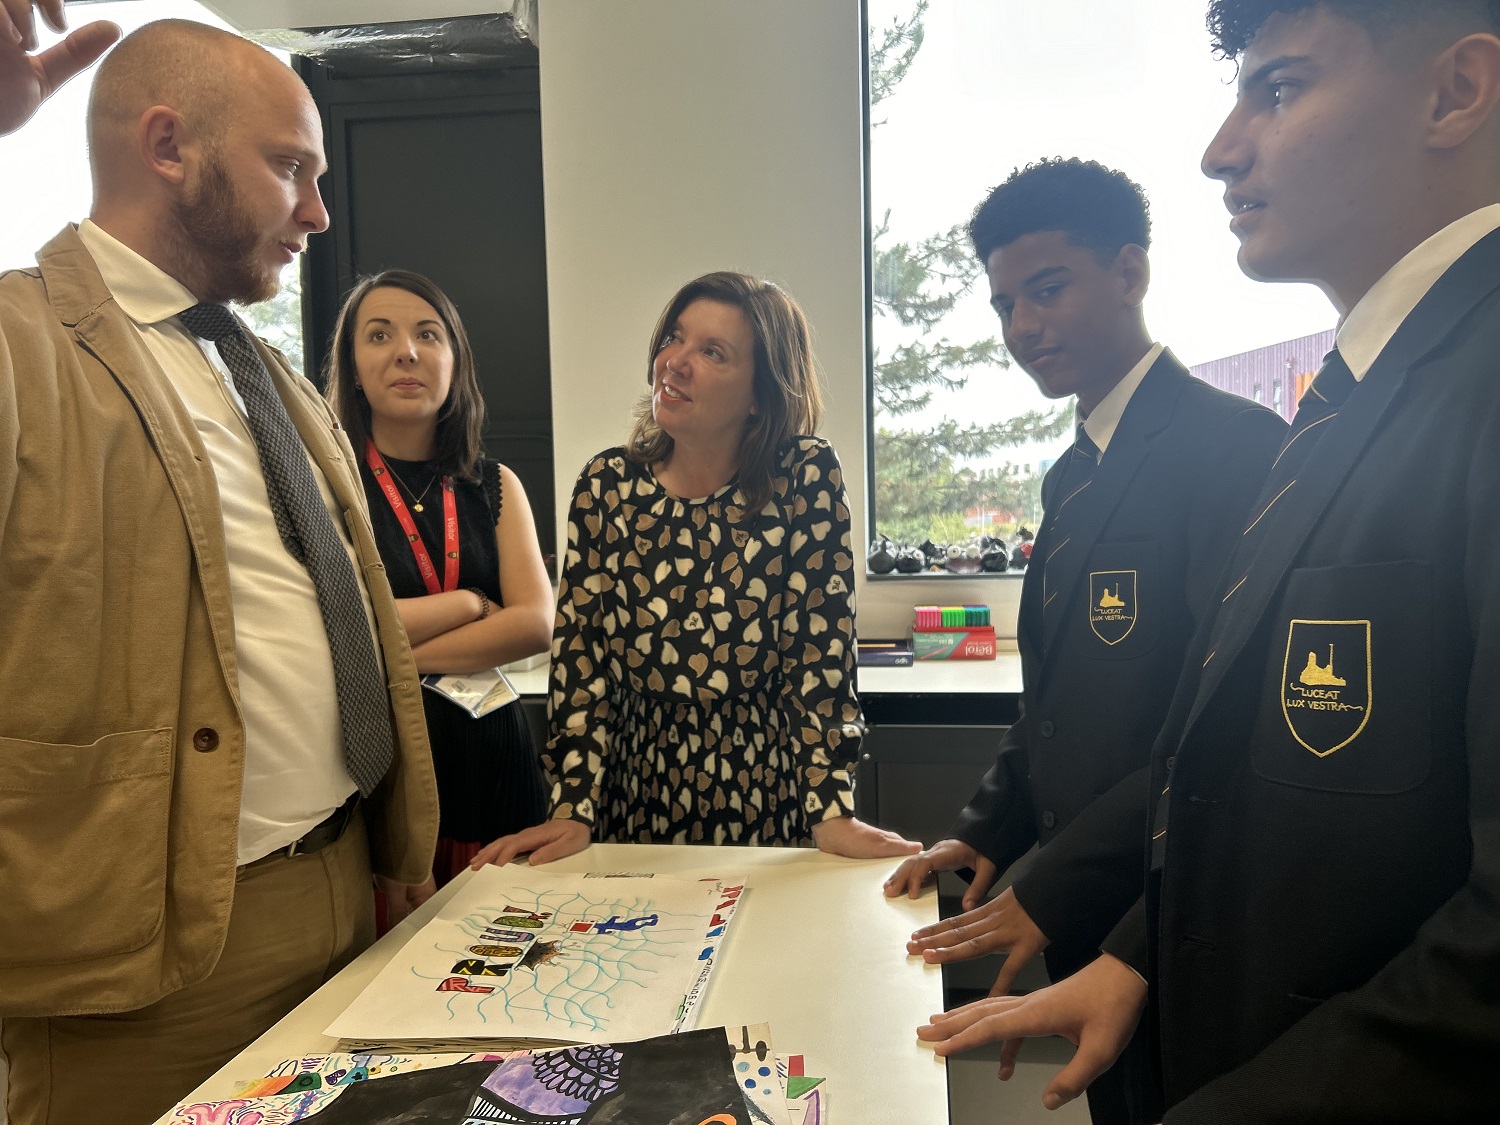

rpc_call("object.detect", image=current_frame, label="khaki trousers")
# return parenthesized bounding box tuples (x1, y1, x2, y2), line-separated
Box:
(2, 813, 375, 1125)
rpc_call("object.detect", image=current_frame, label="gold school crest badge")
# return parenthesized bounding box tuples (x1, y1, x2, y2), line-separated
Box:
(1088, 570, 1137, 645)
(1281, 619, 1372, 757)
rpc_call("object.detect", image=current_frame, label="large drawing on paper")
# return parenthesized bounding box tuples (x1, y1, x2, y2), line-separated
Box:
(327, 869, 728, 1044)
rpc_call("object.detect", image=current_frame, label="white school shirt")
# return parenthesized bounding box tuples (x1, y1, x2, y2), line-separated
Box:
(1339, 204, 1500, 380)
(1078, 341, 1165, 458)
(79, 220, 364, 864)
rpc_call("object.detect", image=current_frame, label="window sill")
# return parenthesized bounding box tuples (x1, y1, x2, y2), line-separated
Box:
(863, 569, 1027, 581)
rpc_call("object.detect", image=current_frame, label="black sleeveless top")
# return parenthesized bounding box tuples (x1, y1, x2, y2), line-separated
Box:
(358, 454, 547, 845)
(360, 455, 503, 603)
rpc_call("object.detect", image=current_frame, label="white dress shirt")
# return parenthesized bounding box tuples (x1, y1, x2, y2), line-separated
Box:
(78, 220, 363, 864)
(1339, 203, 1500, 380)
(1078, 341, 1165, 458)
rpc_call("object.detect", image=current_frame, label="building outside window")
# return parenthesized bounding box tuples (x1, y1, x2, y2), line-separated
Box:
(865, 0, 1334, 572)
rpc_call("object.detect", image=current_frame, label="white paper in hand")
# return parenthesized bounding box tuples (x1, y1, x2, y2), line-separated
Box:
(420, 668, 518, 717)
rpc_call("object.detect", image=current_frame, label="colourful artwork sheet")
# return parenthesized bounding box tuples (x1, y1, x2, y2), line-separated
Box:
(325, 868, 736, 1045)
(164, 1025, 793, 1125)
(674, 879, 745, 1032)
(166, 1052, 511, 1124)
(778, 1054, 829, 1125)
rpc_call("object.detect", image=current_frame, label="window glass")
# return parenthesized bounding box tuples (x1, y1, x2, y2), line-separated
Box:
(2, 2, 306, 373)
(866, 0, 1333, 569)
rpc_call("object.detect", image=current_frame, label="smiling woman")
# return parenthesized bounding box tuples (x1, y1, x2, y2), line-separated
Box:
(471, 271, 922, 869)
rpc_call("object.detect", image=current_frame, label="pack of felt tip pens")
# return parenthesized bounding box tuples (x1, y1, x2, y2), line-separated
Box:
(912, 605, 996, 661)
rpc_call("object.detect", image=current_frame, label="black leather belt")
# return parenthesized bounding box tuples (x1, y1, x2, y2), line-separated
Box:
(254, 793, 360, 864)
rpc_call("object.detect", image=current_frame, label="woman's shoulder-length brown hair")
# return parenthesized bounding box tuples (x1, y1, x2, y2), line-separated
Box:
(626, 271, 825, 512)
(323, 269, 486, 481)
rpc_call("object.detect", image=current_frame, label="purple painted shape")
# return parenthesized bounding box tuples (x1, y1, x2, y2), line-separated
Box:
(481, 1045, 623, 1114)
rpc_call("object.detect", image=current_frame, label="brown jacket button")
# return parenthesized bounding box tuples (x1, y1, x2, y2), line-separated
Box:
(192, 727, 219, 753)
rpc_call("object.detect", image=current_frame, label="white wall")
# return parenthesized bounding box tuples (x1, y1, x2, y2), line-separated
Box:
(538, 0, 1021, 638)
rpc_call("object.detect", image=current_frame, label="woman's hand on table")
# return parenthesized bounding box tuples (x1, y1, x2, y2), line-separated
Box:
(810, 815, 922, 859)
(469, 818, 591, 869)
(883, 838, 999, 909)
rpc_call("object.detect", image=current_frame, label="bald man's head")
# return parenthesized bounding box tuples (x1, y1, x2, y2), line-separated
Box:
(83, 19, 329, 305)
(88, 21, 270, 171)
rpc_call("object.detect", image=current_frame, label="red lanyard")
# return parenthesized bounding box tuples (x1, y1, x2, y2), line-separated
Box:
(365, 440, 458, 595)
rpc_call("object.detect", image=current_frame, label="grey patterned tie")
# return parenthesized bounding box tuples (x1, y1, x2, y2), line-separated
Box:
(180, 303, 395, 796)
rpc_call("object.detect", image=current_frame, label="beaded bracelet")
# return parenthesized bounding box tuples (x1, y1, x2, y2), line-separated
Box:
(466, 587, 491, 620)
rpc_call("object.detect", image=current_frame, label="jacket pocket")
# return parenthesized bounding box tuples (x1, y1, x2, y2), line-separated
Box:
(1251, 560, 1430, 794)
(1081, 540, 1160, 660)
(0, 727, 173, 966)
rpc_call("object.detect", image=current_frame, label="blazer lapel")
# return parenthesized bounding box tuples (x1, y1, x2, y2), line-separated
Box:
(1038, 353, 1187, 667)
(1017, 530, 1046, 666)
(1182, 228, 1500, 738)
(38, 226, 244, 702)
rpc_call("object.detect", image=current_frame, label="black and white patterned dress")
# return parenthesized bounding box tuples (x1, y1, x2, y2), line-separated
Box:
(545, 437, 862, 845)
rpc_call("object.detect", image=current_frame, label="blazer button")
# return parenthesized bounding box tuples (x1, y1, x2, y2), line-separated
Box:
(192, 727, 220, 753)
(1165, 756, 1177, 772)
(1039, 720, 1056, 738)
(1042, 811, 1057, 830)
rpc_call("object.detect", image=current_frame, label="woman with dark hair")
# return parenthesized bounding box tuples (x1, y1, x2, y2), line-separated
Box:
(474, 272, 919, 866)
(325, 270, 553, 908)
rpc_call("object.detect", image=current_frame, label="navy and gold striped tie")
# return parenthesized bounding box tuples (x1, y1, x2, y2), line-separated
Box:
(1204, 347, 1356, 664)
(1040, 426, 1102, 639)
(1151, 348, 1355, 867)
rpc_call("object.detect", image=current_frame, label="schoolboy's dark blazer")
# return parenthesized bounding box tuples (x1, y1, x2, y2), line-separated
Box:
(1072, 227, 1500, 1122)
(952, 349, 1286, 971)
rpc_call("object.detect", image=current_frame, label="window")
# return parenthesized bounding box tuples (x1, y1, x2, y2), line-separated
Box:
(865, 0, 1333, 573)
(2, 2, 305, 372)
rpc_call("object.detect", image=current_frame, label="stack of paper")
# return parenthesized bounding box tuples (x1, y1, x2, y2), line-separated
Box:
(326, 866, 743, 1050)
(163, 1024, 830, 1125)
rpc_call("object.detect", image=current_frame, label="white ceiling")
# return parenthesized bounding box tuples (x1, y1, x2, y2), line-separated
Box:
(199, 1, 502, 31)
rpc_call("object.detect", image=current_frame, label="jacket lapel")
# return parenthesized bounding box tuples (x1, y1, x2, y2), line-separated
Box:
(38, 225, 245, 703)
(1181, 227, 1500, 739)
(1038, 352, 1187, 668)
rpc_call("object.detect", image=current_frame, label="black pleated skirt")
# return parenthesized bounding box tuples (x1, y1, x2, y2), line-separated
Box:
(423, 690, 548, 877)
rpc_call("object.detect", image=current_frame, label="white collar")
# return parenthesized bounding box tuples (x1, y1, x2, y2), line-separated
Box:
(1077, 342, 1164, 457)
(1338, 204, 1500, 380)
(76, 219, 200, 327)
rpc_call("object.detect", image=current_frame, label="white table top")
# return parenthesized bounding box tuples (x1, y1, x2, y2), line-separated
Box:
(158, 844, 948, 1124)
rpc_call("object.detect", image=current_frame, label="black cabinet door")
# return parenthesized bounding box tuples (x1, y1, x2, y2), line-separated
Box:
(299, 58, 555, 567)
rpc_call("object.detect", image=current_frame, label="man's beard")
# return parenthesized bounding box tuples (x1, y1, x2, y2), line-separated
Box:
(167, 157, 281, 306)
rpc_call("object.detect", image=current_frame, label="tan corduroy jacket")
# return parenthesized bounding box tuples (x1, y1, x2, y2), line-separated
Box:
(0, 227, 439, 1017)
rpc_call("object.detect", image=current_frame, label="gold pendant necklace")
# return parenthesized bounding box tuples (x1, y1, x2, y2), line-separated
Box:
(384, 460, 437, 512)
